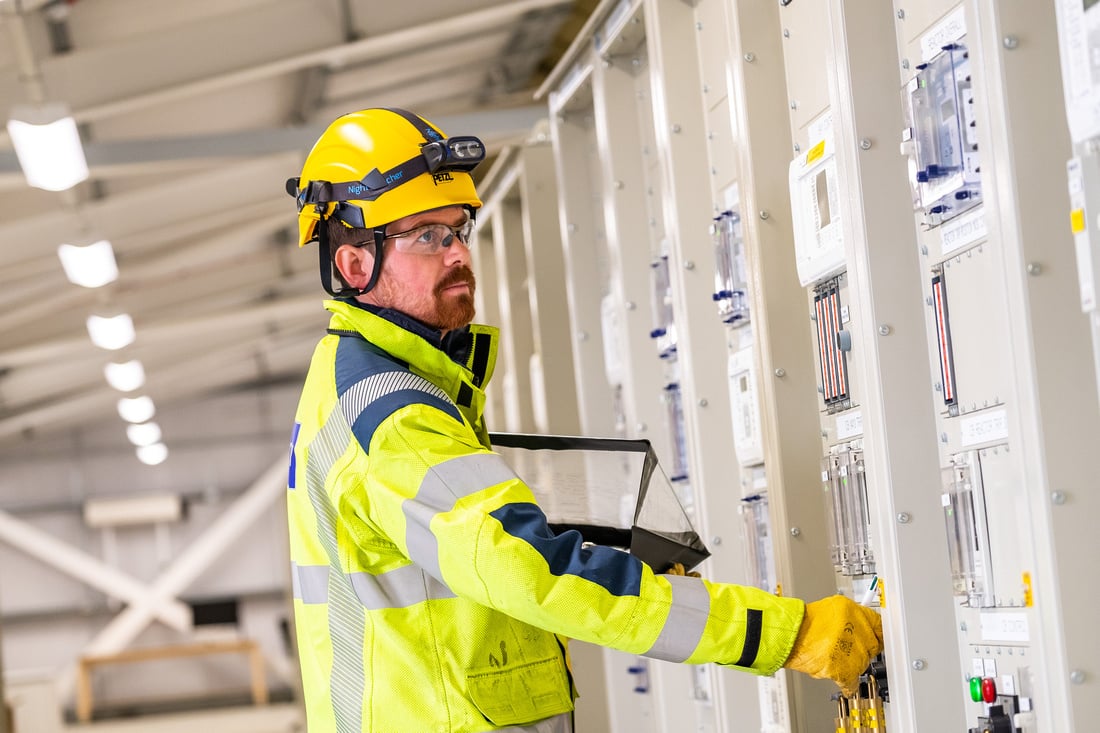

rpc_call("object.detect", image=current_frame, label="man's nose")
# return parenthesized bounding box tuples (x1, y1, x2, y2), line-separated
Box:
(443, 238, 472, 267)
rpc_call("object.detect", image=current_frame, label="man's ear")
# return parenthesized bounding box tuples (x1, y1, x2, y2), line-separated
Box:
(333, 243, 376, 290)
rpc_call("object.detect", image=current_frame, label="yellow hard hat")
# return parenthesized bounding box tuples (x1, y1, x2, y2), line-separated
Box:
(287, 107, 484, 247)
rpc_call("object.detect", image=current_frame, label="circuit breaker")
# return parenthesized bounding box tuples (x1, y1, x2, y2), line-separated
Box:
(903, 40, 982, 227)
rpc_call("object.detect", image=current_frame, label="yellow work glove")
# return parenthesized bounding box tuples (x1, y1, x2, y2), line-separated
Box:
(783, 595, 883, 696)
(664, 562, 702, 578)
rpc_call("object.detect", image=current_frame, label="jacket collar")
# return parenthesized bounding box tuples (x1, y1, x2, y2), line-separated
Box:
(324, 299, 499, 391)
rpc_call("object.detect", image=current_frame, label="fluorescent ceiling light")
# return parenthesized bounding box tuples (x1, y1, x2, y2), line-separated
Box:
(58, 240, 118, 288)
(6, 103, 89, 191)
(84, 492, 181, 527)
(86, 313, 135, 350)
(136, 443, 169, 466)
(117, 395, 155, 423)
(126, 421, 162, 447)
(104, 360, 145, 392)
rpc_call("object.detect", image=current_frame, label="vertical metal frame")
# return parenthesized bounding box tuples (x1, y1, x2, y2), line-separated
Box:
(515, 141, 582, 434)
(547, 74, 620, 439)
(589, 16, 673, 466)
(821, 2, 964, 729)
(641, 1, 771, 730)
(964, 1, 1100, 728)
(490, 192, 537, 432)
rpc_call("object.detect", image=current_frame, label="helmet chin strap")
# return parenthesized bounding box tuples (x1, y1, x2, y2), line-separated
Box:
(359, 229, 386, 295)
(316, 211, 387, 297)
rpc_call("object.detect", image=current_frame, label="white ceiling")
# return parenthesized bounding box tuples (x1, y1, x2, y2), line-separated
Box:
(0, 0, 584, 463)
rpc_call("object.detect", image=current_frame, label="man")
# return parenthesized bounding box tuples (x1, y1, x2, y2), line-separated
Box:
(285, 107, 882, 733)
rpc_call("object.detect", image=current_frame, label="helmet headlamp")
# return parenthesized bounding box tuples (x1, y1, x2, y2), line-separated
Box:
(288, 134, 486, 212)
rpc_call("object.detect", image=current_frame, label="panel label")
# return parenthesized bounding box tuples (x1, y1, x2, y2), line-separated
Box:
(980, 612, 1030, 642)
(806, 140, 826, 165)
(921, 6, 967, 62)
(836, 410, 863, 440)
(941, 205, 988, 256)
(960, 409, 1008, 447)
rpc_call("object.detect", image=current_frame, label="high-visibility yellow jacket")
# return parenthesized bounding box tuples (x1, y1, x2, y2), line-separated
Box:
(287, 299, 805, 733)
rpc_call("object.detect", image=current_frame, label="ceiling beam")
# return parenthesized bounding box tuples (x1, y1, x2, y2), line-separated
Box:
(0, 106, 546, 176)
(0, 0, 568, 150)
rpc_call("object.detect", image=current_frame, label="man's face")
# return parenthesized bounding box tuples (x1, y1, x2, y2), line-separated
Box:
(364, 205, 477, 332)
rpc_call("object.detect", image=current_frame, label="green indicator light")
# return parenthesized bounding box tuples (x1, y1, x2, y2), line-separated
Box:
(969, 676, 983, 702)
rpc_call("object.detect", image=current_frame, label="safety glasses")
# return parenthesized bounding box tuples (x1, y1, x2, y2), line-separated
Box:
(371, 215, 475, 256)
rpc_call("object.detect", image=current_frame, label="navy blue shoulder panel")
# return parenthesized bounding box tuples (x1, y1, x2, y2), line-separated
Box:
(334, 337, 462, 453)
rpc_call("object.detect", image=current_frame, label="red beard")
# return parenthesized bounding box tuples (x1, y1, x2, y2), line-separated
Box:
(433, 266, 477, 331)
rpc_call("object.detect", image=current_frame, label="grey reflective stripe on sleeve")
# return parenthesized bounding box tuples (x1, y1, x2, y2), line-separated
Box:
(644, 575, 711, 663)
(340, 370, 452, 426)
(403, 452, 518, 579)
(291, 562, 330, 604)
(349, 563, 456, 609)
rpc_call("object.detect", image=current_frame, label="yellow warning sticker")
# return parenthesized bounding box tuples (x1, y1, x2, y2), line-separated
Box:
(1023, 571, 1033, 607)
(806, 140, 826, 165)
(1071, 208, 1086, 234)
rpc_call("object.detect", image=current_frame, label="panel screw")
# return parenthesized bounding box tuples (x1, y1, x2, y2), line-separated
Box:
(1003, 35, 1019, 50)
(567, 223, 577, 233)
(625, 301, 636, 311)
(698, 398, 708, 407)
(774, 367, 787, 377)
(896, 512, 911, 524)
(759, 210, 770, 220)
(941, 432, 949, 443)
(614, 180, 624, 190)
(636, 422, 647, 432)
(897, 9, 905, 19)
(859, 138, 872, 150)
(672, 124, 682, 134)
(1070, 669, 1086, 685)
(912, 659, 927, 671)
(790, 100, 799, 109)
(790, 527, 801, 537)
(1027, 262, 1042, 276)
(1051, 491, 1067, 505)
(901, 58, 910, 70)
(685, 260, 696, 270)
(794, 143, 801, 153)
(696, 21, 703, 30)
(578, 331, 589, 342)
(712, 536, 723, 545)
(783, 28, 790, 38)
(878, 324, 892, 336)
(744, 52, 756, 62)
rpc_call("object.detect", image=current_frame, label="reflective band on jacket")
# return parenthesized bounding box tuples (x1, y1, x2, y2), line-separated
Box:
(292, 562, 456, 608)
(340, 370, 453, 436)
(644, 575, 711, 662)
(303, 405, 366, 733)
(404, 452, 517, 579)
